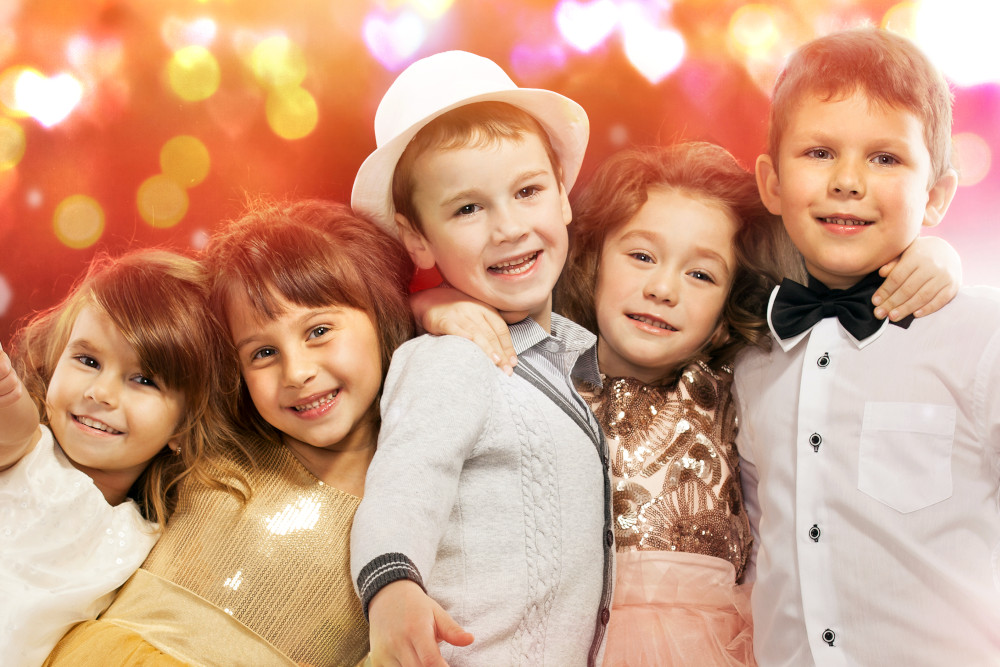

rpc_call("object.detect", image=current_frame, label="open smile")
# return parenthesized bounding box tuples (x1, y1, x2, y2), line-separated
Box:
(489, 251, 539, 276)
(73, 414, 124, 435)
(818, 216, 873, 226)
(289, 390, 340, 414)
(627, 313, 677, 332)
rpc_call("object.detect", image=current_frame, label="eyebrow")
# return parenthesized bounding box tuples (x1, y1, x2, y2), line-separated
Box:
(438, 168, 552, 210)
(617, 230, 733, 269)
(233, 306, 344, 351)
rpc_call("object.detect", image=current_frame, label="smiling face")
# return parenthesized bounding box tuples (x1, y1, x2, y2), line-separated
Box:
(45, 305, 184, 497)
(757, 90, 957, 289)
(398, 132, 572, 331)
(228, 291, 383, 459)
(594, 188, 737, 384)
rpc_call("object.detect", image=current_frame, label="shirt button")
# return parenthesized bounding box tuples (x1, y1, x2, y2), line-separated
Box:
(605, 529, 614, 547)
(600, 607, 610, 625)
(822, 628, 837, 646)
(817, 352, 831, 368)
(809, 524, 821, 542)
(809, 433, 823, 452)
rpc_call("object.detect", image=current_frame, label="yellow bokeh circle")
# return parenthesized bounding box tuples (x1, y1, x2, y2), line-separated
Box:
(251, 36, 307, 89)
(160, 135, 210, 187)
(167, 46, 220, 102)
(0, 118, 26, 170)
(265, 86, 318, 140)
(137, 175, 189, 228)
(53, 195, 105, 249)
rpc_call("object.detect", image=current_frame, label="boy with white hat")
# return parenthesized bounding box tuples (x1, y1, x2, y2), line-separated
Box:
(350, 51, 613, 666)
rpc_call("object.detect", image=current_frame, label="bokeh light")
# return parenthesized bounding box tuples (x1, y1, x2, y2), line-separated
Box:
(137, 175, 189, 228)
(0, 274, 11, 318)
(556, 0, 618, 53)
(953, 132, 991, 188)
(0, 118, 26, 171)
(362, 9, 427, 70)
(53, 195, 105, 249)
(729, 4, 781, 58)
(251, 35, 307, 89)
(0, 65, 33, 117)
(265, 86, 319, 140)
(167, 45, 220, 102)
(160, 135, 211, 188)
(914, 0, 1000, 86)
(12, 69, 82, 127)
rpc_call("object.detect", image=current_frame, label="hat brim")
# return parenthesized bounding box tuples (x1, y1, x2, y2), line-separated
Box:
(351, 87, 589, 235)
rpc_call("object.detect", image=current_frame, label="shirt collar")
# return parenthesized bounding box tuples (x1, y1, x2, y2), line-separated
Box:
(767, 283, 891, 352)
(508, 314, 601, 386)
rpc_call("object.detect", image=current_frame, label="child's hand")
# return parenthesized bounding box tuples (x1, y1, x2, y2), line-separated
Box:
(367, 580, 474, 667)
(0, 342, 24, 409)
(875, 235, 961, 321)
(411, 286, 517, 375)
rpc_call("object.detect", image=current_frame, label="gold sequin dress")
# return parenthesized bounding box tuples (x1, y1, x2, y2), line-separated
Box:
(44, 441, 369, 667)
(578, 363, 756, 667)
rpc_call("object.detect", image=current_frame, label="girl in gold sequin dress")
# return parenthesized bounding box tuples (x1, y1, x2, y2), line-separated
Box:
(45, 201, 414, 667)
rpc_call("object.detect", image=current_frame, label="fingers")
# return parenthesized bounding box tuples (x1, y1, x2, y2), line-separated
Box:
(0, 344, 24, 407)
(432, 604, 474, 648)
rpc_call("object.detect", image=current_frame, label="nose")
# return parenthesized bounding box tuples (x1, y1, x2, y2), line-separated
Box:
(84, 372, 118, 407)
(490, 205, 529, 245)
(830, 159, 865, 198)
(282, 348, 317, 388)
(644, 267, 678, 303)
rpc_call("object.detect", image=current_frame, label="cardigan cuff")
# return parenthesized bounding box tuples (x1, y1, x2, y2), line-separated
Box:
(356, 553, 425, 619)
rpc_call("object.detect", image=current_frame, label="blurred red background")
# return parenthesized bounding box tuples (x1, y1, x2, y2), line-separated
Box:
(1, 0, 997, 344)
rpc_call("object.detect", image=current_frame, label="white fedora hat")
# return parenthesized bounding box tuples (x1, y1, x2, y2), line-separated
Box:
(351, 50, 589, 234)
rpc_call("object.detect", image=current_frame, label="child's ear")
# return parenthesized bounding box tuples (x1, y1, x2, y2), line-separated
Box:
(395, 213, 437, 270)
(559, 182, 572, 226)
(923, 168, 959, 228)
(755, 154, 783, 216)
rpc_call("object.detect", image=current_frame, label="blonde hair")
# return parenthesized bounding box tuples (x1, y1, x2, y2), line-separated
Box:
(11, 249, 249, 526)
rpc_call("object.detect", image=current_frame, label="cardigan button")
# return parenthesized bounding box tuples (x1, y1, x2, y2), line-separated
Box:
(605, 529, 614, 547)
(600, 607, 610, 625)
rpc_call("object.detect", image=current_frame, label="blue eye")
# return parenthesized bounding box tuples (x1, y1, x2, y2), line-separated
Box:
(309, 326, 330, 340)
(629, 252, 654, 263)
(807, 148, 832, 159)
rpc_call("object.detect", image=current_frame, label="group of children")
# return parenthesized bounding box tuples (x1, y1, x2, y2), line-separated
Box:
(1, 24, 997, 667)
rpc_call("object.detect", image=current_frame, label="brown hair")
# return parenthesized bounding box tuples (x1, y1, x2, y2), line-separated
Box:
(392, 101, 562, 235)
(555, 142, 802, 374)
(201, 199, 415, 446)
(767, 26, 953, 180)
(10, 249, 248, 526)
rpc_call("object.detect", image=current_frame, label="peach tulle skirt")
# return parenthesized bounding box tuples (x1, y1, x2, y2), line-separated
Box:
(602, 550, 756, 667)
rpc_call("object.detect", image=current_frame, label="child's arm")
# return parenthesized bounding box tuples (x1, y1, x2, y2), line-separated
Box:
(410, 287, 516, 374)
(874, 236, 961, 321)
(0, 342, 41, 470)
(367, 580, 474, 667)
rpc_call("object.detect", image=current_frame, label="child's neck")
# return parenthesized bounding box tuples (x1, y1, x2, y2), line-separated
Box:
(282, 429, 376, 497)
(67, 458, 133, 507)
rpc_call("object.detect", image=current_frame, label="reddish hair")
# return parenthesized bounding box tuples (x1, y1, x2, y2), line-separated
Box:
(201, 199, 415, 446)
(555, 142, 801, 373)
(767, 26, 953, 180)
(10, 249, 248, 526)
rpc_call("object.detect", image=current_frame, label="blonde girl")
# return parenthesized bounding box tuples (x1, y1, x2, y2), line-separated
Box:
(1, 250, 244, 667)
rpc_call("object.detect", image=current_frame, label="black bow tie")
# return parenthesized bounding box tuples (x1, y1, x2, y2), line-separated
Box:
(771, 272, 913, 341)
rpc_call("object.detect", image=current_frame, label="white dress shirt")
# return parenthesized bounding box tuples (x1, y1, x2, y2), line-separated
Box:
(734, 286, 1000, 667)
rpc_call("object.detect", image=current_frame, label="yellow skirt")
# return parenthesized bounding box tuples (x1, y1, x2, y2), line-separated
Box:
(44, 620, 188, 666)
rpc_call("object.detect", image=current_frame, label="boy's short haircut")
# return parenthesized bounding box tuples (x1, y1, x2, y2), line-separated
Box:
(767, 27, 953, 180)
(391, 101, 562, 235)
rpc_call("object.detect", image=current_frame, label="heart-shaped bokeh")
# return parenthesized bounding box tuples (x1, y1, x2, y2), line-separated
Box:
(556, 0, 618, 53)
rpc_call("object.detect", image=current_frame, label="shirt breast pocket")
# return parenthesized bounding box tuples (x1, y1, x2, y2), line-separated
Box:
(857, 402, 956, 513)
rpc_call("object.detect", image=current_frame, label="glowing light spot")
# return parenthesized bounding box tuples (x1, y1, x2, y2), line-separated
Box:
(265, 496, 320, 535)
(265, 86, 318, 140)
(12, 69, 82, 127)
(26, 187, 43, 208)
(363, 10, 426, 70)
(608, 123, 628, 147)
(0, 66, 32, 117)
(555, 0, 618, 53)
(167, 46, 220, 102)
(953, 132, 991, 187)
(160, 135, 210, 187)
(190, 228, 210, 250)
(881, 2, 918, 37)
(729, 4, 780, 58)
(251, 35, 307, 89)
(410, 0, 453, 19)
(0, 274, 10, 317)
(621, 6, 685, 85)
(0, 118, 26, 170)
(161, 16, 218, 50)
(53, 195, 105, 249)
(137, 175, 189, 228)
(914, 0, 1000, 86)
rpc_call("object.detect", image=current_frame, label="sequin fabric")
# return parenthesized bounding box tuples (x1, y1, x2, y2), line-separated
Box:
(138, 440, 368, 665)
(578, 363, 752, 579)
